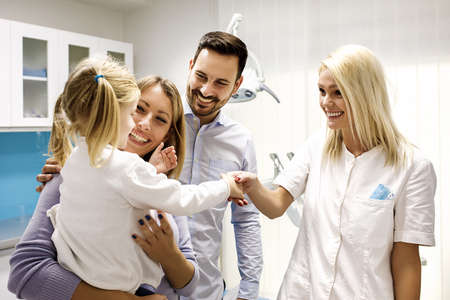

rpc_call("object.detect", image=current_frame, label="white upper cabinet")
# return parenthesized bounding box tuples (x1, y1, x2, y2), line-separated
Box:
(10, 21, 58, 127)
(99, 38, 133, 73)
(0, 18, 133, 129)
(58, 31, 100, 95)
(0, 19, 11, 127)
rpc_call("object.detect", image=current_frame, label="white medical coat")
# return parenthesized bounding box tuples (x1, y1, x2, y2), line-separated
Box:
(274, 132, 436, 300)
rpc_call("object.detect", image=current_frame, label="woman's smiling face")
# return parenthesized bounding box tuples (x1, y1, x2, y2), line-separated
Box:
(124, 84, 173, 157)
(318, 69, 349, 131)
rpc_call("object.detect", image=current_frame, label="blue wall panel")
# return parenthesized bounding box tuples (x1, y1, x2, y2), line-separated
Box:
(0, 131, 50, 221)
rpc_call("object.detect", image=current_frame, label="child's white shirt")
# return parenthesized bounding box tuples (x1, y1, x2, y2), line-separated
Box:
(47, 138, 229, 293)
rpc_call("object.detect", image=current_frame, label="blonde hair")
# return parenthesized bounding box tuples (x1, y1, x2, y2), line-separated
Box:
(138, 76, 186, 179)
(320, 45, 410, 167)
(49, 57, 140, 167)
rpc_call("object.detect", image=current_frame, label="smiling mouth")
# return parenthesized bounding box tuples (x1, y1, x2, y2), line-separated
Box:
(326, 111, 344, 119)
(129, 131, 150, 144)
(193, 91, 218, 107)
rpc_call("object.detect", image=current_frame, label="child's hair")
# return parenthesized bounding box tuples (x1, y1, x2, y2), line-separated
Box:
(49, 57, 140, 167)
(319, 45, 411, 167)
(138, 76, 186, 179)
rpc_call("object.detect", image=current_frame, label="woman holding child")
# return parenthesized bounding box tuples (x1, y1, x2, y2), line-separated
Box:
(8, 58, 242, 300)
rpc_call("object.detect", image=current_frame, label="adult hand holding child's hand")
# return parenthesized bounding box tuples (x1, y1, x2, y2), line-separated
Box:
(221, 173, 248, 206)
(228, 171, 259, 195)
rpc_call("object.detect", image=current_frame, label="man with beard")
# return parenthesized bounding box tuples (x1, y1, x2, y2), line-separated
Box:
(179, 31, 262, 300)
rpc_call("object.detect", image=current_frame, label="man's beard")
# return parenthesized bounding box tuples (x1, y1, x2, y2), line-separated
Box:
(187, 88, 221, 117)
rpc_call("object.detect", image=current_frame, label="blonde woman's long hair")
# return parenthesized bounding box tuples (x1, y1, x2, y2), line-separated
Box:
(137, 76, 186, 179)
(49, 57, 140, 167)
(320, 45, 410, 167)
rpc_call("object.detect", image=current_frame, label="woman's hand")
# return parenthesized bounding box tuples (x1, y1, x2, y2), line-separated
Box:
(228, 171, 259, 194)
(132, 212, 195, 289)
(35, 157, 62, 192)
(221, 173, 248, 206)
(133, 211, 178, 264)
(149, 143, 177, 174)
(228, 171, 294, 219)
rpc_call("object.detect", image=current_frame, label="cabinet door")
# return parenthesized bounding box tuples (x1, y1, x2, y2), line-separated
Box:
(11, 21, 58, 127)
(0, 19, 11, 127)
(99, 38, 133, 72)
(58, 31, 100, 94)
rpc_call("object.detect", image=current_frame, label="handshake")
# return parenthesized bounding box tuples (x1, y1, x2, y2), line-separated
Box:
(221, 171, 258, 207)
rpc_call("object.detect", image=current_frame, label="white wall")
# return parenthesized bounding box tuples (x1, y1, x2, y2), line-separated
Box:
(124, 0, 218, 92)
(0, 0, 124, 40)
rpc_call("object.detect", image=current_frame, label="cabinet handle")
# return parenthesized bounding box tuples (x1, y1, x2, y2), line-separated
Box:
(420, 256, 427, 266)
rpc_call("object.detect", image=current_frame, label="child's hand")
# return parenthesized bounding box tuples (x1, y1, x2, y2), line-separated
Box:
(149, 143, 177, 174)
(221, 173, 248, 206)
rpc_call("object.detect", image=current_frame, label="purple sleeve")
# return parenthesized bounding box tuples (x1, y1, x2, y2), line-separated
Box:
(7, 175, 81, 300)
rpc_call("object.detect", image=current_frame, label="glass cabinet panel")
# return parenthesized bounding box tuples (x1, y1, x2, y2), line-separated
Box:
(100, 38, 133, 72)
(108, 50, 125, 65)
(69, 44, 89, 73)
(23, 80, 48, 118)
(22, 37, 48, 119)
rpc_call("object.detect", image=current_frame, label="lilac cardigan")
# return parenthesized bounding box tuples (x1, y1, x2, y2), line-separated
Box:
(7, 175, 199, 300)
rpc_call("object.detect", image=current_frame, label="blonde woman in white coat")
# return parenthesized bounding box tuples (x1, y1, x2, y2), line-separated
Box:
(231, 45, 436, 300)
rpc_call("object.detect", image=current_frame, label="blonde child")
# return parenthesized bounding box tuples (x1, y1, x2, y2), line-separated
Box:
(46, 57, 244, 294)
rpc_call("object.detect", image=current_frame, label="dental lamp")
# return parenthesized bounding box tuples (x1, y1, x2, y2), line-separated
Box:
(226, 13, 280, 104)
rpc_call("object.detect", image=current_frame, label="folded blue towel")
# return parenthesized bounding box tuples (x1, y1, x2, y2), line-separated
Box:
(23, 67, 47, 78)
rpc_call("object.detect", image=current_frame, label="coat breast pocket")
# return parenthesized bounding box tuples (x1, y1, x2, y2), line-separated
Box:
(347, 196, 394, 249)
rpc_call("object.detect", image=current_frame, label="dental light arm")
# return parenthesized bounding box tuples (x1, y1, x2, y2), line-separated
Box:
(259, 83, 280, 103)
(226, 13, 280, 104)
(226, 13, 243, 36)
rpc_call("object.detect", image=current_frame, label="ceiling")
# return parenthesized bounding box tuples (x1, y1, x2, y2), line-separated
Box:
(70, 0, 153, 12)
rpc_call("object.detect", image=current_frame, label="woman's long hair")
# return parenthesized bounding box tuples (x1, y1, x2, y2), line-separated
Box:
(320, 45, 411, 167)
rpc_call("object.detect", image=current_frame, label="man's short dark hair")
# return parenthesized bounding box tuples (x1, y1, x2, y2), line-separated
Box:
(192, 31, 248, 80)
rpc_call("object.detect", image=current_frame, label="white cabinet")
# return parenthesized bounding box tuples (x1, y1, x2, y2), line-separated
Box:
(0, 19, 11, 127)
(0, 18, 134, 129)
(99, 38, 134, 73)
(58, 31, 100, 94)
(10, 21, 58, 127)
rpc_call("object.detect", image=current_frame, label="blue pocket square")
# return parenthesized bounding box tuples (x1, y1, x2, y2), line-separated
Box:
(370, 184, 394, 200)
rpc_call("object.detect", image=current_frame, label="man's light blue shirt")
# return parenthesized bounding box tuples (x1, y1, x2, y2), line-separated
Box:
(179, 101, 263, 300)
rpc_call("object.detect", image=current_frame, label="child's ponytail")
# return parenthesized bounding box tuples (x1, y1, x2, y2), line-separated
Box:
(48, 94, 73, 166)
(48, 56, 139, 168)
(84, 74, 120, 167)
